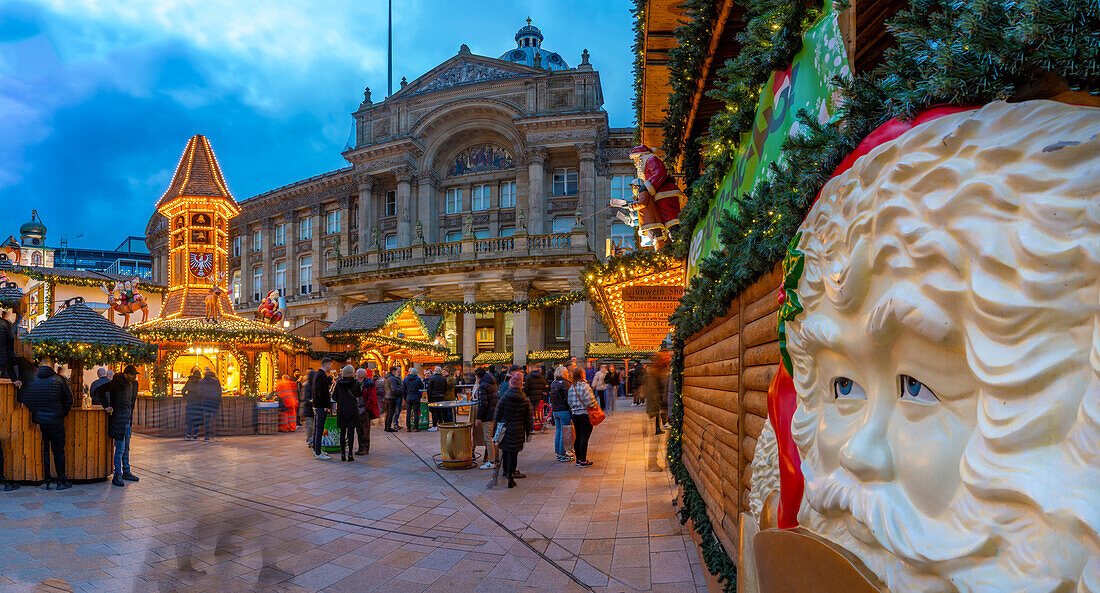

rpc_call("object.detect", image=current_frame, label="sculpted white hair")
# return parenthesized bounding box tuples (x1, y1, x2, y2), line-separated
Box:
(786, 100, 1100, 592)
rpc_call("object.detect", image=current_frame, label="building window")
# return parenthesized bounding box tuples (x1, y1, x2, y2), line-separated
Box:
(232, 236, 241, 257)
(554, 308, 570, 340)
(326, 210, 341, 234)
(274, 223, 286, 246)
(252, 229, 262, 252)
(472, 185, 490, 211)
(473, 229, 489, 240)
(299, 216, 313, 240)
(274, 260, 286, 296)
(31, 251, 42, 266)
(611, 174, 631, 202)
(324, 250, 335, 271)
(384, 234, 396, 249)
(551, 216, 574, 233)
(232, 271, 241, 304)
(499, 181, 516, 208)
(385, 191, 397, 216)
(445, 188, 463, 214)
(445, 231, 461, 243)
(553, 168, 578, 196)
(498, 226, 515, 238)
(252, 266, 263, 301)
(299, 256, 312, 295)
(610, 222, 635, 249)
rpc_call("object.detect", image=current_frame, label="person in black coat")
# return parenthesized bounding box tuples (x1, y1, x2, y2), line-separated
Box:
(402, 368, 425, 432)
(301, 369, 315, 447)
(333, 365, 361, 462)
(494, 366, 533, 488)
(0, 309, 20, 386)
(181, 368, 202, 440)
(20, 356, 74, 490)
(475, 369, 500, 469)
(198, 368, 222, 442)
(311, 359, 334, 459)
(426, 367, 448, 430)
(102, 365, 140, 486)
(548, 366, 574, 461)
(523, 367, 548, 421)
(383, 366, 402, 431)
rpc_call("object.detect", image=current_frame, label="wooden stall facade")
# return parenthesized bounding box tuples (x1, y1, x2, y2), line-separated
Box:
(0, 381, 112, 481)
(679, 263, 782, 563)
(132, 395, 257, 437)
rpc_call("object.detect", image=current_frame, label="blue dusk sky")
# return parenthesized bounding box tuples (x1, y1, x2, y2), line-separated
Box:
(0, 0, 634, 250)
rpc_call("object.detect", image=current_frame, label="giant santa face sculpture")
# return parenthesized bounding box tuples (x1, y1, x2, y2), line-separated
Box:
(783, 100, 1100, 592)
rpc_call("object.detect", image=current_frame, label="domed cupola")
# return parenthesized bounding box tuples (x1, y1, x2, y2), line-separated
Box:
(500, 18, 569, 71)
(19, 210, 47, 246)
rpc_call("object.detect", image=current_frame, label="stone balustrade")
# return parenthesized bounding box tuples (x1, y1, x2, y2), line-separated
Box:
(326, 228, 590, 278)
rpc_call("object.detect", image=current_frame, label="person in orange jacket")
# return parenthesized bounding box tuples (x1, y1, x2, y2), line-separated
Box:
(275, 375, 298, 432)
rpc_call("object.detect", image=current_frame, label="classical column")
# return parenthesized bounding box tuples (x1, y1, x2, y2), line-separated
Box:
(286, 211, 299, 301)
(460, 282, 478, 366)
(529, 307, 545, 352)
(395, 167, 414, 247)
(494, 312, 505, 352)
(310, 204, 322, 295)
(337, 195, 351, 259)
(569, 279, 587, 360)
(526, 147, 547, 235)
(576, 143, 597, 237)
(325, 296, 345, 322)
(512, 281, 530, 366)
(261, 219, 274, 301)
(417, 171, 440, 243)
(357, 175, 374, 251)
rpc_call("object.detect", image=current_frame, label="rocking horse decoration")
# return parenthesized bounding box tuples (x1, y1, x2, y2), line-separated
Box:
(101, 278, 149, 327)
(254, 290, 283, 325)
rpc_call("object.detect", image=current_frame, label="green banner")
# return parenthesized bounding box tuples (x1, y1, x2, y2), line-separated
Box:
(686, 12, 851, 280)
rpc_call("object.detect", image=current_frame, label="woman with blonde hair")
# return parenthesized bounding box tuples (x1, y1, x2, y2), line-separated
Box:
(567, 367, 597, 467)
(548, 365, 574, 461)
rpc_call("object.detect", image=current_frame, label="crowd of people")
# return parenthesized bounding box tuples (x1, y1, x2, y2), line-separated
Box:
(283, 353, 673, 489)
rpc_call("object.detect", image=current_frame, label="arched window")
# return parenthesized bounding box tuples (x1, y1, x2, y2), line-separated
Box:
(31, 251, 42, 266)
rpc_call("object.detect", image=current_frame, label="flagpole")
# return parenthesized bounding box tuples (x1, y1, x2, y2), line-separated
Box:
(387, 0, 393, 97)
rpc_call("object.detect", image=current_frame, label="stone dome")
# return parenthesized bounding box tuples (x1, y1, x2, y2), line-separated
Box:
(499, 19, 569, 71)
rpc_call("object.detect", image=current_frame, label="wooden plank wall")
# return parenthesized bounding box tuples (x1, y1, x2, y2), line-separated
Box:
(133, 396, 257, 437)
(680, 263, 782, 563)
(1, 382, 112, 481)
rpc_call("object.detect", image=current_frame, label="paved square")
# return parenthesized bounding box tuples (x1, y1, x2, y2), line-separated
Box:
(0, 405, 706, 592)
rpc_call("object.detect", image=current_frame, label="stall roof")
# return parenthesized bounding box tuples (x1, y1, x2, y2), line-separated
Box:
(26, 299, 149, 348)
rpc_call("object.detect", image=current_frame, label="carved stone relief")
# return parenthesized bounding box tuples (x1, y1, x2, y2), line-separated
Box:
(417, 61, 525, 94)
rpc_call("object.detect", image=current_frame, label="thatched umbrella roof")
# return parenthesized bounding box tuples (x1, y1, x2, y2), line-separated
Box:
(25, 297, 156, 364)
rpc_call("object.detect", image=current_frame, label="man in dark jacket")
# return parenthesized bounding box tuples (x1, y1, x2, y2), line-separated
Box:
(89, 367, 110, 407)
(426, 367, 447, 431)
(20, 355, 74, 490)
(383, 366, 402, 431)
(402, 368, 424, 432)
(103, 365, 140, 486)
(301, 369, 315, 447)
(311, 359, 334, 459)
(523, 367, 548, 420)
(475, 369, 499, 469)
(198, 368, 222, 442)
(0, 309, 20, 387)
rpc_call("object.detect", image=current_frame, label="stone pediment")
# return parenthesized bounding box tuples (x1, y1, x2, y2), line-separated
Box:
(400, 57, 534, 97)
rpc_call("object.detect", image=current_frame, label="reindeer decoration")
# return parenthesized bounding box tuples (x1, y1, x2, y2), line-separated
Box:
(204, 272, 226, 323)
(101, 278, 149, 327)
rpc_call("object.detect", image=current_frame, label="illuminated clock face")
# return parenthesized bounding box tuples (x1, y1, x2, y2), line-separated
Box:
(189, 251, 214, 278)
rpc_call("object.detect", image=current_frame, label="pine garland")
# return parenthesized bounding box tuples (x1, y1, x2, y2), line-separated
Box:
(660, 0, 722, 164)
(25, 337, 158, 366)
(408, 292, 585, 315)
(632, 0, 647, 143)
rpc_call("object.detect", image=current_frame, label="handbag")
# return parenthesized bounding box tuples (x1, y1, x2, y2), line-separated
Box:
(492, 421, 506, 443)
(588, 403, 606, 426)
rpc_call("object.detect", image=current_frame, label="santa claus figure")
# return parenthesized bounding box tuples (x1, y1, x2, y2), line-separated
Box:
(255, 290, 283, 325)
(628, 145, 686, 249)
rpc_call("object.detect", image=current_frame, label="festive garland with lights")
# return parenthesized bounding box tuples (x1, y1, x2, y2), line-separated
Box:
(150, 350, 181, 398)
(645, 0, 1099, 590)
(13, 267, 169, 294)
(631, 0, 646, 143)
(130, 316, 310, 351)
(325, 332, 449, 353)
(408, 292, 586, 315)
(472, 351, 513, 365)
(585, 342, 658, 360)
(526, 349, 570, 364)
(581, 249, 681, 347)
(24, 337, 158, 366)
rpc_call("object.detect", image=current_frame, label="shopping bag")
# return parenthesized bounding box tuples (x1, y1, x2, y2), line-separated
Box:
(492, 422, 506, 443)
(587, 404, 606, 426)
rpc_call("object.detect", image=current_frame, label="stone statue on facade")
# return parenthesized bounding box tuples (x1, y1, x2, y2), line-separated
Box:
(462, 214, 473, 236)
(415, 220, 426, 245)
(370, 227, 379, 249)
(573, 207, 583, 229)
(516, 209, 526, 233)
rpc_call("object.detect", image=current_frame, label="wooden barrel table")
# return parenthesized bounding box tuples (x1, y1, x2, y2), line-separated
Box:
(0, 380, 112, 482)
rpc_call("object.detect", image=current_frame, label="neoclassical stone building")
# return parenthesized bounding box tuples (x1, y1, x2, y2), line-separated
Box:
(148, 22, 634, 365)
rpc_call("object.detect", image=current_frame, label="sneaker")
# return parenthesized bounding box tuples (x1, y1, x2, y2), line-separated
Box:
(56, 480, 72, 491)
(512, 471, 526, 479)
(121, 472, 139, 482)
(3, 481, 19, 492)
(112, 475, 126, 487)
(479, 461, 495, 470)
(427, 426, 438, 432)
(315, 453, 332, 460)
(576, 461, 593, 467)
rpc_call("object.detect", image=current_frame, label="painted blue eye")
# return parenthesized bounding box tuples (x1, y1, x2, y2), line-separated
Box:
(833, 377, 866, 400)
(900, 375, 938, 404)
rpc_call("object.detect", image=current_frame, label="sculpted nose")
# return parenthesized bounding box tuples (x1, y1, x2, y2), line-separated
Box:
(838, 416, 894, 482)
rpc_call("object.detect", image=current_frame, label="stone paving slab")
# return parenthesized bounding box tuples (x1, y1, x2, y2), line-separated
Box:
(0, 404, 706, 592)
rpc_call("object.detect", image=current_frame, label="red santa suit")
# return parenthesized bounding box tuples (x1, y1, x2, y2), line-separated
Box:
(630, 146, 685, 237)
